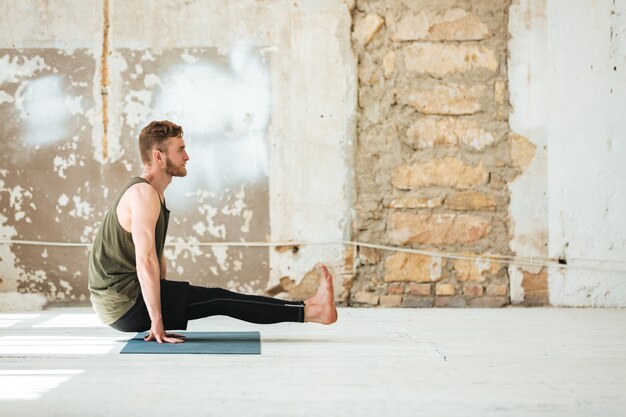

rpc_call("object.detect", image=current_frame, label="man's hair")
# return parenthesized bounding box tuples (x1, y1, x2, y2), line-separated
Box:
(138, 120, 183, 164)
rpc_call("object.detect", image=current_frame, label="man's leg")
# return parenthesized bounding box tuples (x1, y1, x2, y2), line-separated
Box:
(185, 265, 338, 325)
(111, 280, 190, 332)
(185, 286, 305, 324)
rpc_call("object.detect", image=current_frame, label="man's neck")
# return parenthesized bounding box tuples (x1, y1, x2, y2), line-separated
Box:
(140, 167, 172, 199)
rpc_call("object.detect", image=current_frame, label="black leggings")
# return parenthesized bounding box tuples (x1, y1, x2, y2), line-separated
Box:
(186, 286, 305, 324)
(110, 280, 305, 332)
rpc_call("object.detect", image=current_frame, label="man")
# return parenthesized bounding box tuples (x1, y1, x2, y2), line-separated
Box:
(88, 120, 338, 344)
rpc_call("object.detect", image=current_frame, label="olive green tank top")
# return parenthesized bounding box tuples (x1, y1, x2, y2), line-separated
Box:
(88, 177, 170, 325)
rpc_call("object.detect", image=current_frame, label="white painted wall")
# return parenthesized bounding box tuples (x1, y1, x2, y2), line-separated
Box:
(509, 0, 626, 306)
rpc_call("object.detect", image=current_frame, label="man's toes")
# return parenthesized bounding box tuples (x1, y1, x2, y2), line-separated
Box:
(322, 268, 332, 280)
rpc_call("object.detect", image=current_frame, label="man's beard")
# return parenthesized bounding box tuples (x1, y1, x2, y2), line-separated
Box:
(165, 157, 187, 177)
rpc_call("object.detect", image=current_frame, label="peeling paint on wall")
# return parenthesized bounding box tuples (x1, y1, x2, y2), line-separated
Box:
(0, 0, 355, 304)
(103, 45, 273, 292)
(0, 41, 279, 299)
(0, 48, 97, 302)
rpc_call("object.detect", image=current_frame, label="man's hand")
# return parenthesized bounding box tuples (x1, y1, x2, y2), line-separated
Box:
(144, 320, 185, 344)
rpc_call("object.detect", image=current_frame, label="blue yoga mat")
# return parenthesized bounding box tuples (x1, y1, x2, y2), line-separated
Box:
(120, 331, 261, 354)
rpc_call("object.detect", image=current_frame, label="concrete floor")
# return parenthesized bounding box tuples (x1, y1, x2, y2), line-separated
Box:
(0, 307, 625, 417)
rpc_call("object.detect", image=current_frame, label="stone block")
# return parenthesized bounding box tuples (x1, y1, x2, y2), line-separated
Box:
(339, 274, 355, 304)
(495, 80, 507, 104)
(354, 291, 379, 305)
(463, 282, 484, 297)
(391, 8, 489, 41)
(486, 283, 508, 296)
(390, 9, 429, 41)
(404, 43, 498, 78)
(407, 84, 486, 115)
(384, 252, 442, 282)
(428, 13, 489, 41)
(406, 116, 495, 150)
(445, 191, 500, 211)
(380, 294, 403, 307)
(383, 51, 396, 79)
(435, 296, 467, 307)
(489, 175, 507, 190)
(359, 247, 381, 265)
(388, 212, 491, 245)
(435, 283, 456, 296)
(355, 198, 382, 218)
(454, 255, 500, 281)
(386, 195, 443, 209)
(469, 296, 508, 308)
(358, 65, 378, 86)
(391, 158, 488, 189)
(353, 13, 384, 46)
(387, 282, 405, 295)
(343, 246, 355, 271)
(408, 282, 431, 296)
(402, 296, 434, 308)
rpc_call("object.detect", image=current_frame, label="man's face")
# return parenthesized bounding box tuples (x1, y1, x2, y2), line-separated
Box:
(162, 136, 189, 177)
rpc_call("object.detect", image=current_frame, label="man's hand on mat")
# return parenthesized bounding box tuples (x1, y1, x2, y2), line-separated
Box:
(144, 322, 185, 344)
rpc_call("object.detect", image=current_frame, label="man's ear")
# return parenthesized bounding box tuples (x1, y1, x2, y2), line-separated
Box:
(152, 148, 163, 166)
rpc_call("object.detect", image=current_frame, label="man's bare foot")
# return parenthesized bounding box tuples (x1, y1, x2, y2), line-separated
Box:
(304, 264, 338, 325)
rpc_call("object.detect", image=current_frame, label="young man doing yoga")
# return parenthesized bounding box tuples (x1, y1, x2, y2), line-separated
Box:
(88, 120, 338, 344)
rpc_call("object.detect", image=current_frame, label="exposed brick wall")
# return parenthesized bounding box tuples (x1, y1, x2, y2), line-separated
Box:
(350, 0, 515, 308)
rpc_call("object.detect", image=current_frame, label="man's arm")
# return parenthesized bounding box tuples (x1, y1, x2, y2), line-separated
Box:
(160, 254, 167, 280)
(130, 184, 181, 344)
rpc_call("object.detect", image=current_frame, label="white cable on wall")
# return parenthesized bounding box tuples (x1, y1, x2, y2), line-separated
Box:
(1, 238, 625, 273)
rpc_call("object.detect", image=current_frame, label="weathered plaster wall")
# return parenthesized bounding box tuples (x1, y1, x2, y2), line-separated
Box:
(0, 0, 355, 304)
(509, 0, 626, 307)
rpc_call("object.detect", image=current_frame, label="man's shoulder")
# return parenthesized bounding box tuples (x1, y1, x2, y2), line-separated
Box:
(126, 182, 158, 201)
(119, 182, 160, 215)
